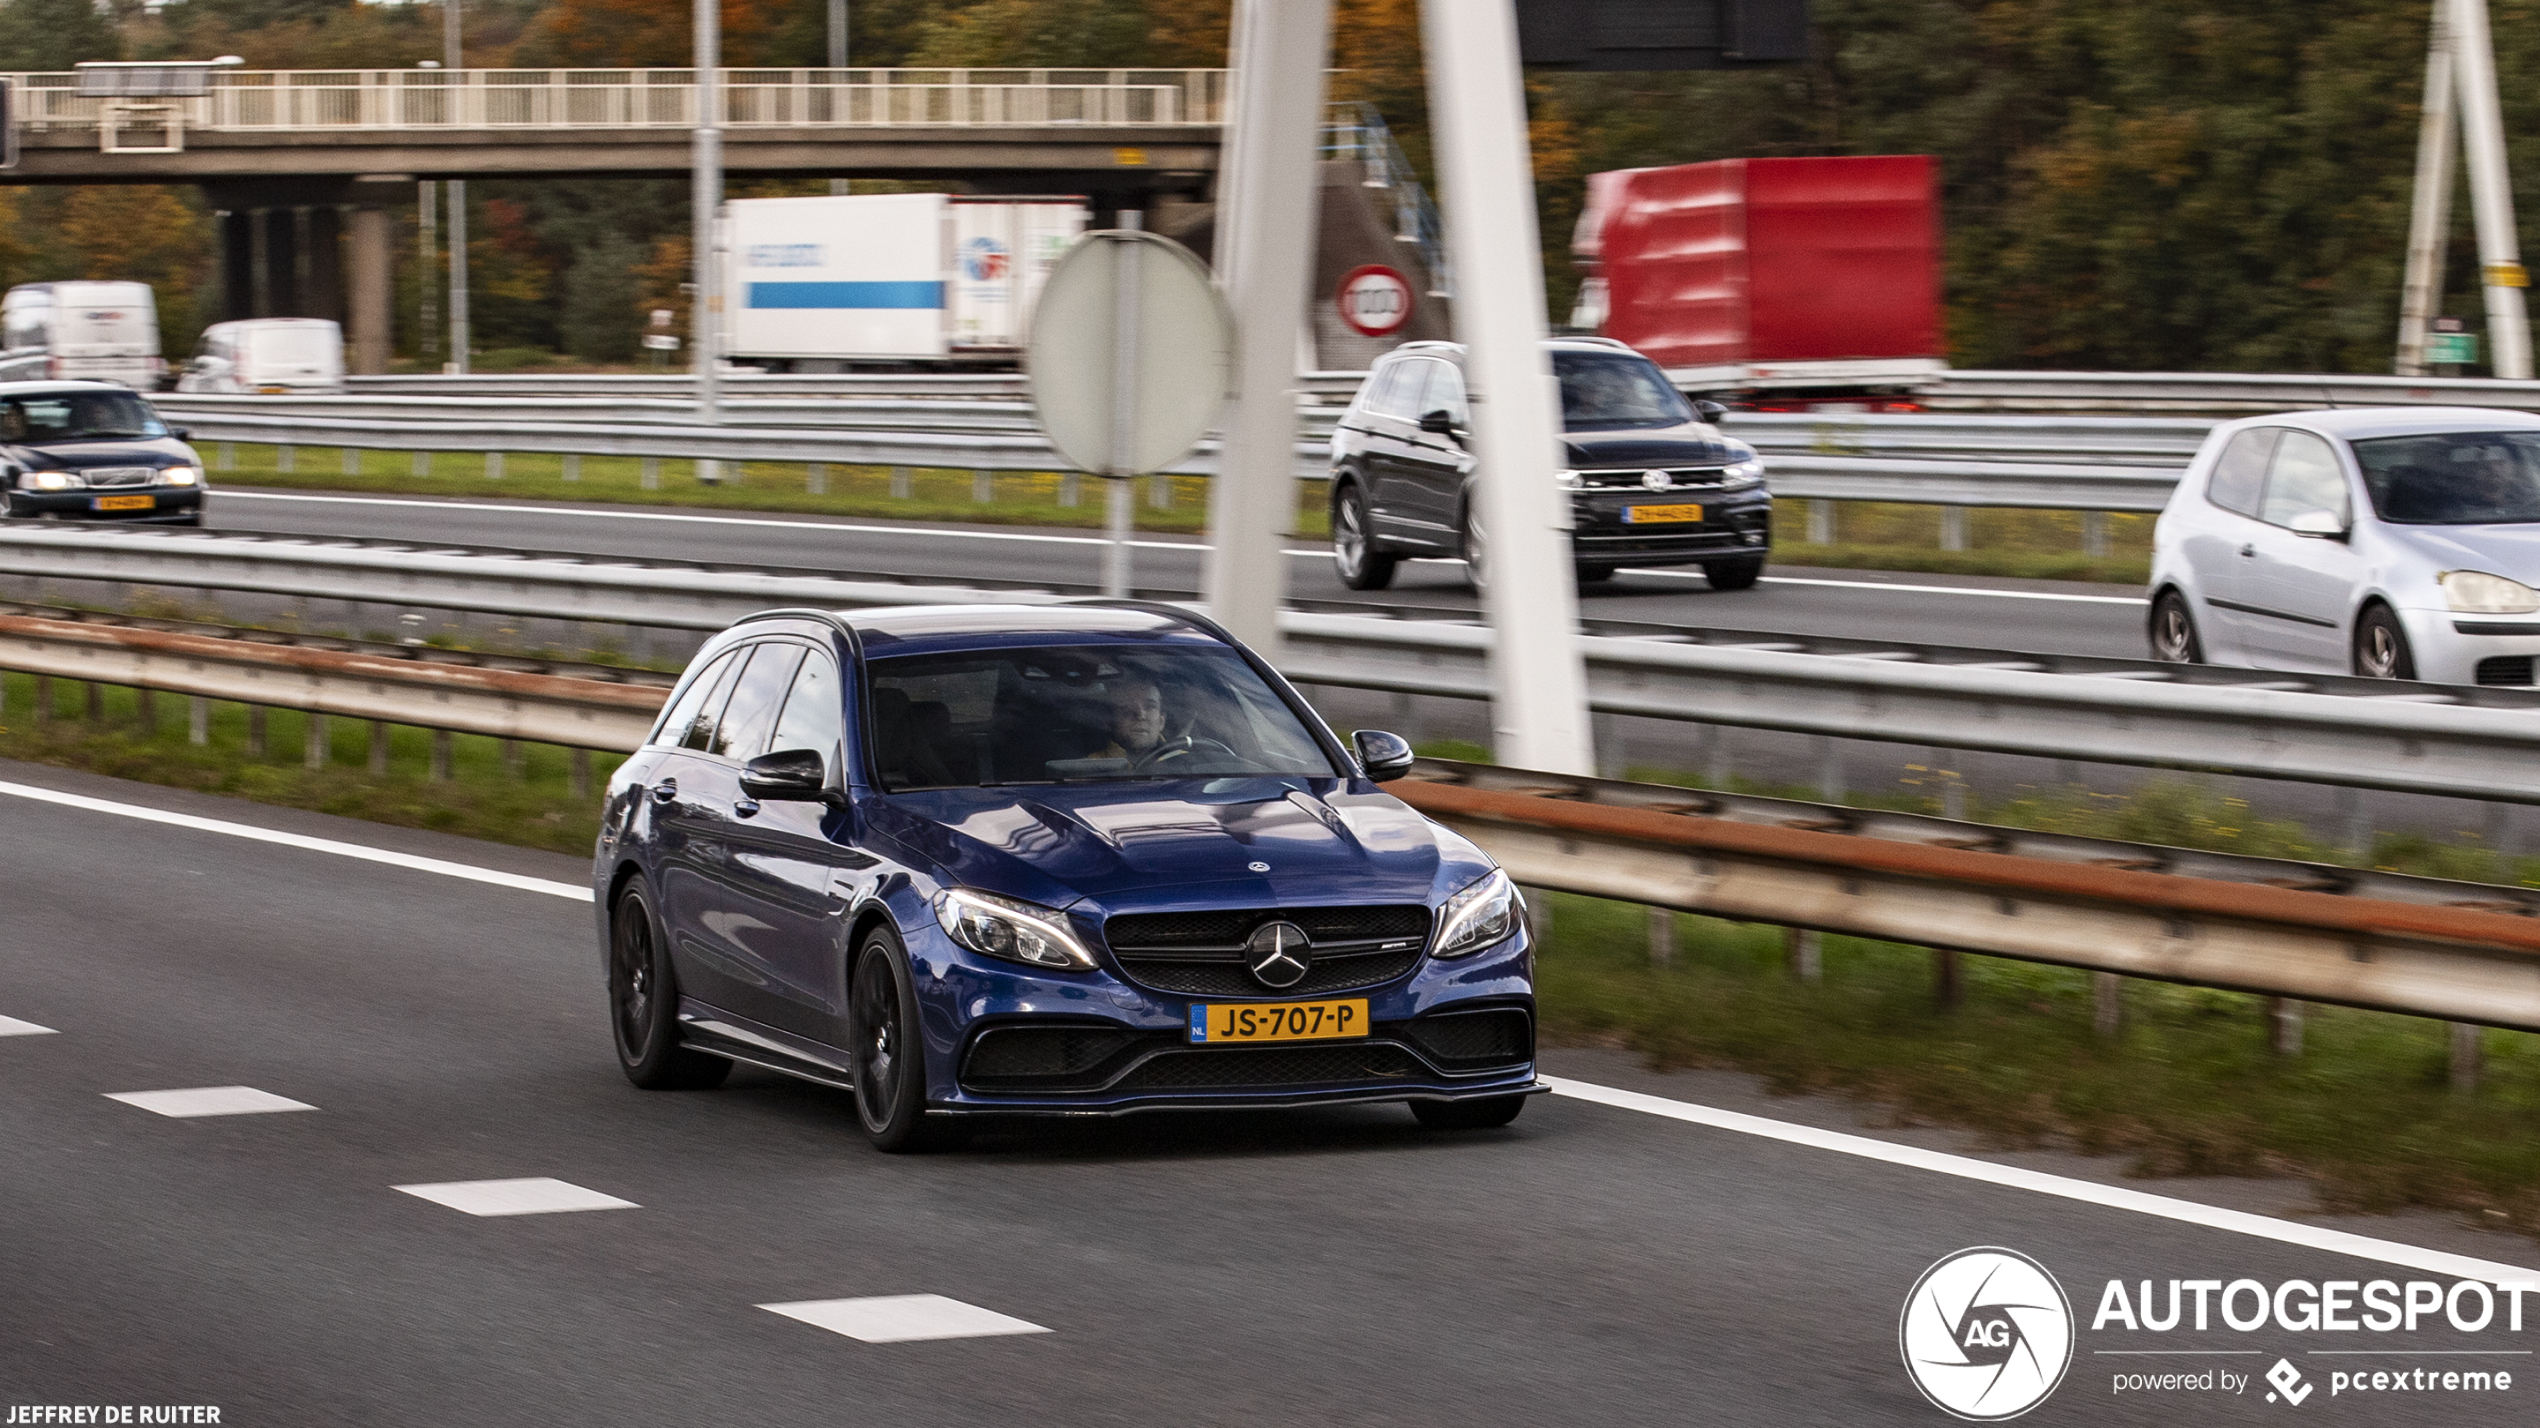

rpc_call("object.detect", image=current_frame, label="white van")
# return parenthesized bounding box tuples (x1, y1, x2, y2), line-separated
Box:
(0, 282, 165, 389)
(178, 318, 345, 395)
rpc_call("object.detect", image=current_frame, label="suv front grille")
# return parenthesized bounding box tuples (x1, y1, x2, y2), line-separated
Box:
(1103, 904, 1431, 996)
(1574, 467, 1728, 490)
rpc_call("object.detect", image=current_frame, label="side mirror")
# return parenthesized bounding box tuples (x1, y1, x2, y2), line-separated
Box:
(1350, 729, 1416, 783)
(167, 427, 190, 440)
(740, 747, 833, 802)
(1418, 410, 1459, 436)
(1694, 399, 1729, 423)
(2287, 509, 2350, 540)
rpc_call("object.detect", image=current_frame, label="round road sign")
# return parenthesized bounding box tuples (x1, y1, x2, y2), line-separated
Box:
(1336, 264, 1414, 338)
(1027, 230, 1233, 478)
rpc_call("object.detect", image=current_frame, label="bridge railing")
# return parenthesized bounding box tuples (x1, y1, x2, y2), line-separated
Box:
(0, 68, 1228, 131)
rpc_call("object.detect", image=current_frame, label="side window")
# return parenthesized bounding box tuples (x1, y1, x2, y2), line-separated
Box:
(1413, 361, 1468, 426)
(769, 652, 843, 761)
(711, 643, 806, 760)
(1367, 360, 1420, 419)
(2205, 428, 2276, 517)
(2260, 431, 2352, 528)
(652, 649, 740, 749)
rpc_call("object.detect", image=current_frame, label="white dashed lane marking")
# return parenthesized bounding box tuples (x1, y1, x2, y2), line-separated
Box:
(105, 1086, 316, 1118)
(761, 1295, 1053, 1344)
(394, 1177, 639, 1217)
(0, 1015, 58, 1036)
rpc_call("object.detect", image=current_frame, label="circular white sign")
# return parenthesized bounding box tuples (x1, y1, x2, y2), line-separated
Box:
(1336, 264, 1414, 338)
(1027, 230, 1233, 478)
(1899, 1247, 2074, 1421)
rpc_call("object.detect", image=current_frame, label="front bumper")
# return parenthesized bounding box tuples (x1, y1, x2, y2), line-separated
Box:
(1567, 487, 1770, 568)
(917, 922, 1540, 1115)
(2395, 604, 2540, 686)
(5, 487, 203, 523)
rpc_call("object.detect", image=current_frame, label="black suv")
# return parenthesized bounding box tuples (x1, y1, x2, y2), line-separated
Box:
(1326, 338, 1771, 591)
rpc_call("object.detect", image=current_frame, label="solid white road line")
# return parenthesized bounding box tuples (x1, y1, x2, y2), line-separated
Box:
(0, 1015, 59, 1036)
(0, 780, 592, 903)
(1543, 1076, 2540, 1286)
(395, 1178, 637, 1216)
(760, 1295, 1052, 1344)
(105, 1086, 316, 1118)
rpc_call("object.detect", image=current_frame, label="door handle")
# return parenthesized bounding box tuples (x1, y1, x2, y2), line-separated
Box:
(2239, 543, 2256, 558)
(651, 779, 679, 804)
(732, 798, 762, 819)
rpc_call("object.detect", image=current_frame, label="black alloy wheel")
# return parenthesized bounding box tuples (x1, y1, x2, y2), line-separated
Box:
(2149, 590, 2204, 663)
(2353, 604, 2417, 680)
(847, 927, 959, 1152)
(608, 884, 731, 1090)
(1701, 557, 1764, 592)
(1332, 483, 1397, 591)
(1410, 1094, 1526, 1130)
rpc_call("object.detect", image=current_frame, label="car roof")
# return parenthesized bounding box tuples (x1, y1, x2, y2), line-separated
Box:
(830, 603, 1222, 658)
(1377, 335, 1649, 365)
(0, 381, 152, 400)
(2242, 406, 2540, 441)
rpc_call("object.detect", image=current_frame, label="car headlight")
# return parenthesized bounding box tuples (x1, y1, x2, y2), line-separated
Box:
(1719, 458, 1766, 490)
(1552, 469, 1583, 490)
(21, 470, 81, 491)
(932, 887, 1097, 970)
(1433, 868, 1519, 959)
(158, 466, 199, 486)
(2440, 570, 2540, 614)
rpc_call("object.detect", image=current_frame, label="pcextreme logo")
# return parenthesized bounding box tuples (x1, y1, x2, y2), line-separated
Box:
(1900, 1247, 2077, 1420)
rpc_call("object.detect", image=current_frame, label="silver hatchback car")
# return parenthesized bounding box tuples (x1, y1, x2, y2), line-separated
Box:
(2149, 407, 2540, 686)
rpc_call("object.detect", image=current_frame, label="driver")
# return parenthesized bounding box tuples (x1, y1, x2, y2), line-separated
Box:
(1097, 679, 1169, 762)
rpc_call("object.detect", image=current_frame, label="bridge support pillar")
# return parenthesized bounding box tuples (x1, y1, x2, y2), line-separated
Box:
(219, 211, 255, 322)
(260, 208, 300, 319)
(306, 206, 344, 324)
(348, 205, 393, 374)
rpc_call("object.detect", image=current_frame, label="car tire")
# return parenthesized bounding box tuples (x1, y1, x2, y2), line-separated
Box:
(847, 926, 960, 1153)
(1702, 557, 1764, 591)
(1331, 482, 1397, 591)
(2353, 603, 2417, 680)
(1411, 1094, 1526, 1130)
(2149, 589, 2204, 663)
(1460, 506, 1488, 598)
(608, 883, 732, 1091)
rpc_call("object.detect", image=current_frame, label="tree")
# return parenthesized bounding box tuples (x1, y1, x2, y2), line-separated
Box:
(560, 232, 644, 360)
(0, 0, 121, 70)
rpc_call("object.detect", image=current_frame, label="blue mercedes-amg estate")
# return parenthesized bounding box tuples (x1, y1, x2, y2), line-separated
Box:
(592, 602, 1540, 1150)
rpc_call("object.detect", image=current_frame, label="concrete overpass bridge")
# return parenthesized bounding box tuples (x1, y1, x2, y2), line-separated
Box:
(0, 68, 1225, 367)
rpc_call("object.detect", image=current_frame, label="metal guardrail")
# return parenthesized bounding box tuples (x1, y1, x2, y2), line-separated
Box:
(13, 524, 2540, 805)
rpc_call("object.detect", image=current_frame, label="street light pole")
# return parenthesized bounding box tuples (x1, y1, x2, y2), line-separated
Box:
(2450, 0, 2532, 379)
(693, 0, 723, 439)
(2397, 7, 2456, 377)
(443, 1, 469, 374)
(829, 0, 849, 195)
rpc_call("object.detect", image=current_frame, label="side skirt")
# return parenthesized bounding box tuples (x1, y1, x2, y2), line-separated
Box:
(677, 999, 859, 1093)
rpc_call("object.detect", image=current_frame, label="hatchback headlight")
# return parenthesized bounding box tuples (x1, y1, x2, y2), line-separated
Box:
(932, 887, 1097, 970)
(158, 466, 200, 487)
(1719, 458, 1766, 490)
(21, 470, 81, 491)
(2440, 570, 2540, 614)
(1433, 868, 1520, 959)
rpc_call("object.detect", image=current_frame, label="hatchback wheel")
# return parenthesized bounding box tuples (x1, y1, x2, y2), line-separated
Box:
(2353, 604, 2417, 680)
(2149, 590, 2204, 663)
(847, 928, 960, 1152)
(1411, 1094, 1526, 1130)
(609, 884, 731, 1090)
(1331, 483, 1397, 591)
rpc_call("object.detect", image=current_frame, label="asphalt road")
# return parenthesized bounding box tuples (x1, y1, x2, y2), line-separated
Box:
(206, 488, 2150, 659)
(5, 761, 2533, 1426)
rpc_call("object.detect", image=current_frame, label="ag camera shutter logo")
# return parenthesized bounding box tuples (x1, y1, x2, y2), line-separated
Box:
(1900, 1247, 2076, 1420)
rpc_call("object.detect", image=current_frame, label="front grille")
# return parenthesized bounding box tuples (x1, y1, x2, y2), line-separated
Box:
(77, 467, 156, 488)
(961, 1024, 1151, 1091)
(1113, 1042, 1424, 1091)
(1104, 904, 1431, 996)
(2478, 656, 2535, 687)
(1403, 1008, 1534, 1071)
(1573, 467, 1730, 491)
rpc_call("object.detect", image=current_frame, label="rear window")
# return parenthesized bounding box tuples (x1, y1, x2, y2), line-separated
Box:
(2353, 430, 2540, 525)
(248, 326, 339, 365)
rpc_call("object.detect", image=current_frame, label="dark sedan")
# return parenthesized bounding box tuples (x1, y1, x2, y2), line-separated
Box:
(1327, 337, 1772, 592)
(0, 381, 206, 526)
(595, 601, 1542, 1151)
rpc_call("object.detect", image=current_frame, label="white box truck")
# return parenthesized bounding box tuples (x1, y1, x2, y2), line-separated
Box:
(722, 193, 1086, 369)
(0, 281, 165, 389)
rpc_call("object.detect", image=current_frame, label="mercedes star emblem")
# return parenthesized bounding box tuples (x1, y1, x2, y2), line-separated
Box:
(1247, 861, 1271, 872)
(1243, 921, 1313, 989)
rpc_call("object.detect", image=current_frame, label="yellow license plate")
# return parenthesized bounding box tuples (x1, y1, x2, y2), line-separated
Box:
(91, 494, 155, 511)
(1625, 503, 1704, 524)
(1188, 998, 1369, 1044)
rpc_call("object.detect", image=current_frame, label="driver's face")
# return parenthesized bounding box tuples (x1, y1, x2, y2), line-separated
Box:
(1110, 682, 1164, 753)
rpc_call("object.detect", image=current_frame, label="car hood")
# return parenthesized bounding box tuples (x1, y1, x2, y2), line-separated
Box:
(867, 776, 1488, 914)
(1562, 422, 1746, 470)
(5, 437, 195, 470)
(2382, 521, 2540, 578)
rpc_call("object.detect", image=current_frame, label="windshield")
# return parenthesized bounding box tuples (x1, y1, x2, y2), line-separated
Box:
(2353, 431, 2540, 525)
(0, 391, 168, 443)
(868, 643, 1340, 790)
(1552, 350, 1695, 430)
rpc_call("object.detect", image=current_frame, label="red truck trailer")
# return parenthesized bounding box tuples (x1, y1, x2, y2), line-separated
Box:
(1570, 154, 1943, 410)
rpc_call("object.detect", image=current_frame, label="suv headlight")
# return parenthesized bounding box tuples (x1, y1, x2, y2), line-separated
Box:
(1433, 868, 1519, 959)
(1719, 458, 1766, 490)
(932, 887, 1097, 970)
(159, 466, 200, 487)
(21, 470, 82, 491)
(2440, 570, 2540, 614)
(1552, 469, 1583, 490)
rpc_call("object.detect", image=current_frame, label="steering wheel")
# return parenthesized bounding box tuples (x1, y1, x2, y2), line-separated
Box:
(1132, 734, 1242, 772)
